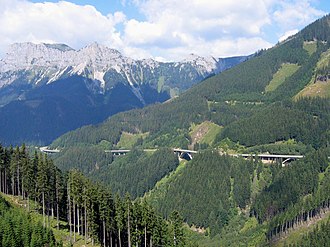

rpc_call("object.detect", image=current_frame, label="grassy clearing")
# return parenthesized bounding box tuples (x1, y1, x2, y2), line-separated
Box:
(116, 131, 149, 149)
(202, 123, 223, 145)
(189, 121, 223, 147)
(303, 41, 317, 56)
(316, 47, 330, 70)
(295, 81, 330, 99)
(265, 63, 300, 92)
(295, 47, 330, 99)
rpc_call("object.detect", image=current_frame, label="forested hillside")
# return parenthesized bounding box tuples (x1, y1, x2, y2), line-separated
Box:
(51, 15, 330, 158)
(44, 14, 330, 246)
(0, 144, 188, 247)
(146, 152, 255, 236)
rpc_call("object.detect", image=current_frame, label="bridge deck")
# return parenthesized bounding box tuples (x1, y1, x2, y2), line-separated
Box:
(107, 149, 306, 159)
(39, 146, 61, 154)
(235, 154, 304, 159)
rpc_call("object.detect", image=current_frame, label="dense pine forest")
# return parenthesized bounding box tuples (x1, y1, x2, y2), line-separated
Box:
(0, 144, 187, 247)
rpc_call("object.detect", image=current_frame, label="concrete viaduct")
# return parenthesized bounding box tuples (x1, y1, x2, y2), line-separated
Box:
(105, 149, 306, 165)
(40, 146, 328, 166)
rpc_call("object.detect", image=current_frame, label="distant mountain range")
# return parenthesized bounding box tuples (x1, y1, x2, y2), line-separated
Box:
(0, 42, 249, 145)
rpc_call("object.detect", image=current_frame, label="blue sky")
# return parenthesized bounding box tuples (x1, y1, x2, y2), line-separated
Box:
(29, 0, 143, 18)
(1, 0, 330, 61)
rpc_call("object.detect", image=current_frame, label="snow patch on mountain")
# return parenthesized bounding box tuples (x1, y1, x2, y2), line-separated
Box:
(93, 70, 106, 88)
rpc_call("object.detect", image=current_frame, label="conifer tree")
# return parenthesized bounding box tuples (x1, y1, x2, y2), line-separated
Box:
(115, 194, 124, 247)
(37, 154, 49, 227)
(169, 211, 185, 247)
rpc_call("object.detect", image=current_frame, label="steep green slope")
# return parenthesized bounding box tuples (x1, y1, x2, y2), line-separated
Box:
(145, 151, 262, 234)
(144, 151, 274, 245)
(252, 148, 330, 238)
(48, 14, 330, 246)
(296, 46, 330, 99)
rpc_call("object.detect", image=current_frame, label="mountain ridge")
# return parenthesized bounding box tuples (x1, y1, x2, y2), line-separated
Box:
(0, 42, 248, 92)
(0, 42, 249, 145)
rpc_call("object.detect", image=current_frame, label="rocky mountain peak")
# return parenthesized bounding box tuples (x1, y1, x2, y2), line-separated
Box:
(181, 53, 219, 72)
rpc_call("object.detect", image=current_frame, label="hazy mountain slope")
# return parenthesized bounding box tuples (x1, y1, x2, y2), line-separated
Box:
(0, 75, 166, 145)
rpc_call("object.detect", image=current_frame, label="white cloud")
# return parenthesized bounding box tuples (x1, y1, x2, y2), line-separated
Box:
(272, 0, 326, 42)
(135, 0, 271, 37)
(0, 0, 124, 55)
(0, 0, 327, 60)
(150, 37, 273, 62)
(273, 0, 325, 28)
(278, 29, 299, 42)
(124, 19, 164, 45)
(121, 0, 275, 59)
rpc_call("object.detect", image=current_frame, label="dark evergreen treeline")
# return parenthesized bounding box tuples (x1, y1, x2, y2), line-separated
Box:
(66, 170, 185, 247)
(0, 195, 59, 247)
(0, 144, 186, 247)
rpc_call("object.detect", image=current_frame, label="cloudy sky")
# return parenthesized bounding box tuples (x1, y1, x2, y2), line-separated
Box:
(0, 0, 329, 61)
